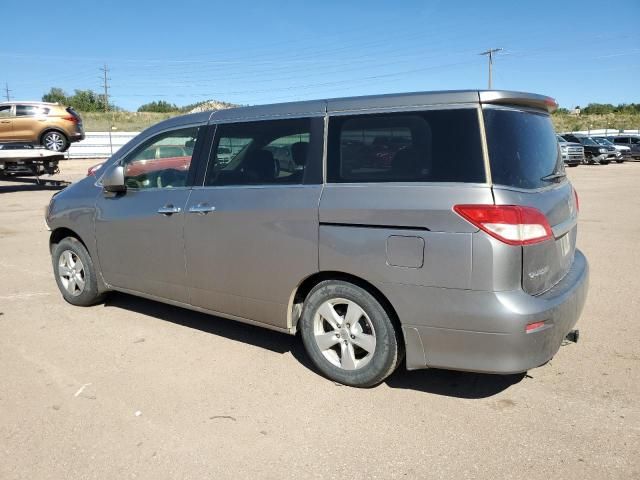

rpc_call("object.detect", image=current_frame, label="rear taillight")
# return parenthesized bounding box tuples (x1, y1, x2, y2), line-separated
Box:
(87, 163, 103, 176)
(573, 188, 579, 213)
(62, 115, 79, 123)
(453, 205, 553, 246)
(525, 321, 546, 333)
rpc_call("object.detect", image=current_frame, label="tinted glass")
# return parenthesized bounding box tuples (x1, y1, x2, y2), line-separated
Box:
(205, 118, 310, 186)
(484, 108, 562, 189)
(15, 105, 48, 116)
(0, 106, 10, 118)
(122, 126, 199, 189)
(327, 109, 485, 183)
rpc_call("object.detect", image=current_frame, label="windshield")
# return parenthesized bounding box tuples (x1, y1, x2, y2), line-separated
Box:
(593, 138, 613, 146)
(580, 137, 598, 146)
(557, 135, 567, 142)
(484, 108, 562, 189)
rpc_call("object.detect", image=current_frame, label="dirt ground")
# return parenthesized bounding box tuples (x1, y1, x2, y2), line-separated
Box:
(1, 159, 638, 479)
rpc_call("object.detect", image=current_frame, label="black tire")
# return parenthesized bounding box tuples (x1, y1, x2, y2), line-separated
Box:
(300, 280, 402, 387)
(600, 160, 610, 165)
(52, 237, 106, 306)
(41, 130, 69, 152)
(616, 160, 624, 163)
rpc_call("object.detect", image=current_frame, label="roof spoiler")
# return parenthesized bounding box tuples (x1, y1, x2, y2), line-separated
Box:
(479, 90, 558, 113)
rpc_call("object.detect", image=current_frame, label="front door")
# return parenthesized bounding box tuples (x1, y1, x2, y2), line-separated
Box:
(184, 117, 324, 328)
(95, 125, 202, 303)
(0, 105, 13, 141)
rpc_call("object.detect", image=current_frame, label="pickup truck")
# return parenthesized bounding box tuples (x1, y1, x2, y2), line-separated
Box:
(562, 133, 616, 165)
(556, 135, 584, 167)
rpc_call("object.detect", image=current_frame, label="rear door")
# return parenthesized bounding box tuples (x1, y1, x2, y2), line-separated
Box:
(184, 116, 324, 329)
(12, 105, 47, 141)
(483, 106, 578, 295)
(0, 105, 14, 140)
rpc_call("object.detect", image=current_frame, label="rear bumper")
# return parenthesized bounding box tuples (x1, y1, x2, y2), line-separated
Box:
(395, 249, 589, 374)
(70, 132, 85, 142)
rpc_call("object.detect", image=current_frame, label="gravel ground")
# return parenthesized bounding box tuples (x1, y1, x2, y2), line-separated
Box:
(0, 160, 638, 479)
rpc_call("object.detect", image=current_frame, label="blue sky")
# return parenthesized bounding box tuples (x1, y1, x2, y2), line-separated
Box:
(2, 0, 639, 110)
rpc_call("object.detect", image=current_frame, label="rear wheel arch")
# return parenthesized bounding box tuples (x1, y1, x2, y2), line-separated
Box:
(289, 271, 403, 338)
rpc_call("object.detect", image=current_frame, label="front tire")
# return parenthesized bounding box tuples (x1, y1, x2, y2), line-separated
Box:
(42, 131, 69, 152)
(52, 237, 105, 306)
(300, 280, 402, 387)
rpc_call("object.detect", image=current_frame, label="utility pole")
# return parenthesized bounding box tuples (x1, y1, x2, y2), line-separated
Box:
(99, 64, 113, 154)
(99, 64, 110, 112)
(479, 48, 503, 89)
(4, 83, 11, 101)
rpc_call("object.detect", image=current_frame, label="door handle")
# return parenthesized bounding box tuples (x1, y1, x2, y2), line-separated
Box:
(157, 204, 182, 215)
(0, 120, 10, 124)
(188, 203, 216, 215)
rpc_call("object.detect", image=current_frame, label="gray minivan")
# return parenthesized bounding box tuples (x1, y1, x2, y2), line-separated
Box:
(46, 90, 589, 387)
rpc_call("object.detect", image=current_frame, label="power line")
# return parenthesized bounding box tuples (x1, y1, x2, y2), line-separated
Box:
(4, 82, 11, 101)
(479, 48, 503, 89)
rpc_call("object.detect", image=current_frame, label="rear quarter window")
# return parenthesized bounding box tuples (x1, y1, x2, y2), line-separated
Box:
(327, 109, 485, 184)
(484, 107, 562, 189)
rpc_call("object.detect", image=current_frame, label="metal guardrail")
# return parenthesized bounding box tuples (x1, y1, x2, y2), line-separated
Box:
(67, 131, 139, 159)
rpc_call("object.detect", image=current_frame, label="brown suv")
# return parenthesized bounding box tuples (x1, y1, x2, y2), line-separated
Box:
(0, 101, 84, 152)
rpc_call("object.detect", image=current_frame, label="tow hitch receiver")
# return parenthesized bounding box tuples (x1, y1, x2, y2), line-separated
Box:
(565, 329, 580, 343)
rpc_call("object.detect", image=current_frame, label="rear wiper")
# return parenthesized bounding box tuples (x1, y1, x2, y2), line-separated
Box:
(541, 171, 567, 182)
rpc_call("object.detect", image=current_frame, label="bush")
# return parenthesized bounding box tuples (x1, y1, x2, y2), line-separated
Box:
(137, 100, 179, 113)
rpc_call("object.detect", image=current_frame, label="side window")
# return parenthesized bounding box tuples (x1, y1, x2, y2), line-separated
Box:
(630, 137, 640, 145)
(15, 105, 38, 116)
(122, 126, 199, 189)
(205, 118, 311, 186)
(327, 109, 485, 183)
(0, 105, 11, 118)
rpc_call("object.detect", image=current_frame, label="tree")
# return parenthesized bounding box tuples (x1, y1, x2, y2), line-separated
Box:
(41, 87, 116, 111)
(42, 87, 68, 104)
(137, 100, 178, 113)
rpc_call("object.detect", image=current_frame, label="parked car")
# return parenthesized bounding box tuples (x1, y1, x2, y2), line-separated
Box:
(0, 101, 84, 152)
(562, 133, 615, 164)
(556, 135, 584, 167)
(592, 137, 628, 162)
(607, 135, 640, 160)
(46, 90, 588, 387)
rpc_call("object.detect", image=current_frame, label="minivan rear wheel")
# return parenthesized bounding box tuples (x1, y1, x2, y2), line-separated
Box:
(52, 237, 105, 306)
(300, 280, 401, 387)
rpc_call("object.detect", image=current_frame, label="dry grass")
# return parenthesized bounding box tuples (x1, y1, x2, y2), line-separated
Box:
(81, 110, 640, 134)
(552, 112, 640, 133)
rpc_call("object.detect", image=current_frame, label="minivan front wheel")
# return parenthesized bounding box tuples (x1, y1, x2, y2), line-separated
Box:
(300, 280, 402, 387)
(52, 237, 105, 306)
(42, 131, 69, 152)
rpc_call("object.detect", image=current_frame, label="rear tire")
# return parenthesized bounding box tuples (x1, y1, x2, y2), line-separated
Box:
(52, 237, 106, 306)
(300, 280, 402, 387)
(41, 130, 69, 152)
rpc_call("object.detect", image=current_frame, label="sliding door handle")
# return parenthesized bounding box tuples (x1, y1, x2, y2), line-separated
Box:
(188, 203, 216, 215)
(157, 204, 182, 215)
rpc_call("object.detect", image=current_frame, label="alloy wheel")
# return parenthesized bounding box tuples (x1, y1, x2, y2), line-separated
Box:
(313, 298, 377, 370)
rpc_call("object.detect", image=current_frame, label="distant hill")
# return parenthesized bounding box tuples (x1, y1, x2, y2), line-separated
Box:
(184, 99, 239, 113)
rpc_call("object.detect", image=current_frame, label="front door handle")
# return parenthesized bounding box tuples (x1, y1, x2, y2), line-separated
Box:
(157, 204, 182, 215)
(0, 120, 10, 124)
(188, 203, 216, 215)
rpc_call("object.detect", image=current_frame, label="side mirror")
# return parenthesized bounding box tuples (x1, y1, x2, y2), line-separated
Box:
(102, 165, 126, 193)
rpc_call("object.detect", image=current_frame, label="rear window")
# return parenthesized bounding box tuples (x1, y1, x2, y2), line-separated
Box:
(327, 109, 485, 183)
(484, 108, 562, 189)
